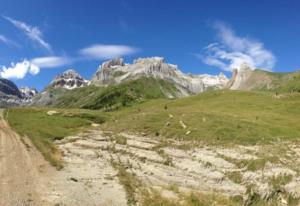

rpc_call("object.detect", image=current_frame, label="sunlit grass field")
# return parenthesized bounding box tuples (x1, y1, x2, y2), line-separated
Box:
(6, 90, 300, 167)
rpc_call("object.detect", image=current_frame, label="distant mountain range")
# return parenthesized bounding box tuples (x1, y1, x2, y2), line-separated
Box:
(92, 57, 228, 95)
(0, 78, 37, 107)
(0, 57, 299, 108)
(29, 57, 229, 108)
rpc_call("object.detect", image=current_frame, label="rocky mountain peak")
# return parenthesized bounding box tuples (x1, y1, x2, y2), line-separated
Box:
(228, 64, 256, 90)
(59, 69, 82, 78)
(239, 62, 253, 71)
(101, 58, 125, 69)
(19, 87, 38, 100)
(91, 57, 229, 95)
(133, 57, 165, 64)
(48, 69, 89, 90)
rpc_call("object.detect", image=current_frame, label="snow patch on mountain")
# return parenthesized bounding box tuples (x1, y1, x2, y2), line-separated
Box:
(48, 69, 89, 90)
(19, 87, 38, 100)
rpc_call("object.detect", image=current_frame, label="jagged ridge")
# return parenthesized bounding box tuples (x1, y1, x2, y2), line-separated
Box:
(92, 57, 229, 95)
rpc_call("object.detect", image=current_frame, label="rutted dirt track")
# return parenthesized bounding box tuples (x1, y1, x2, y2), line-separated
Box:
(0, 110, 127, 206)
(0, 110, 54, 206)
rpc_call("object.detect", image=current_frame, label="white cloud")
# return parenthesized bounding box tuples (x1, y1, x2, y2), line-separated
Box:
(0, 34, 19, 47)
(0, 60, 40, 79)
(200, 22, 276, 71)
(0, 55, 73, 79)
(79, 44, 138, 59)
(3, 16, 52, 52)
(31, 56, 71, 68)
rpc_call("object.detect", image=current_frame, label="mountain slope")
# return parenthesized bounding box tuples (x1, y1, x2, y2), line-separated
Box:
(31, 57, 229, 109)
(30, 88, 68, 107)
(228, 64, 300, 92)
(0, 78, 22, 107)
(92, 57, 228, 95)
(51, 77, 180, 110)
(47, 69, 89, 90)
(102, 90, 300, 144)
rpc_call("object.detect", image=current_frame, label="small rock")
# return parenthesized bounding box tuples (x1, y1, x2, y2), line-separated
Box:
(169, 114, 174, 118)
(165, 122, 171, 126)
(47, 110, 59, 116)
(186, 130, 191, 135)
(91, 123, 100, 127)
(281, 198, 287, 205)
(179, 120, 187, 129)
(69, 177, 78, 182)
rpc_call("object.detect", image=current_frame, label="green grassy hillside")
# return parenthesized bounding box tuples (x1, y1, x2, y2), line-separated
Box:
(236, 69, 300, 93)
(101, 90, 300, 144)
(273, 70, 300, 93)
(8, 90, 300, 162)
(44, 77, 180, 110)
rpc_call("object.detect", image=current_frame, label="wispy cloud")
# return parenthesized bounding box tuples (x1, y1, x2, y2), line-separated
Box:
(79, 44, 138, 60)
(3, 16, 52, 52)
(0, 60, 39, 79)
(199, 22, 276, 71)
(31, 56, 71, 68)
(0, 34, 19, 47)
(0, 43, 139, 79)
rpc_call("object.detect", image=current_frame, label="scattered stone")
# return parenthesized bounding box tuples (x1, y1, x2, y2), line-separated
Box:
(179, 120, 187, 129)
(69, 177, 78, 182)
(47, 110, 59, 116)
(91, 123, 100, 127)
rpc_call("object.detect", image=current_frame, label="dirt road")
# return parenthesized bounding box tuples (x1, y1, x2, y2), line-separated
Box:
(0, 110, 127, 206)
(0, 110, 53, 206)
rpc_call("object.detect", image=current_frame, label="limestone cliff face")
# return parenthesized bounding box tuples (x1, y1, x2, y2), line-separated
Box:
(228, 64, 274, 91)
(92, 57, 229, 95)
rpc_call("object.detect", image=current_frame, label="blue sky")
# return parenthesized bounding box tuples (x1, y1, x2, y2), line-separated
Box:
(0, 0, 299, 91)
